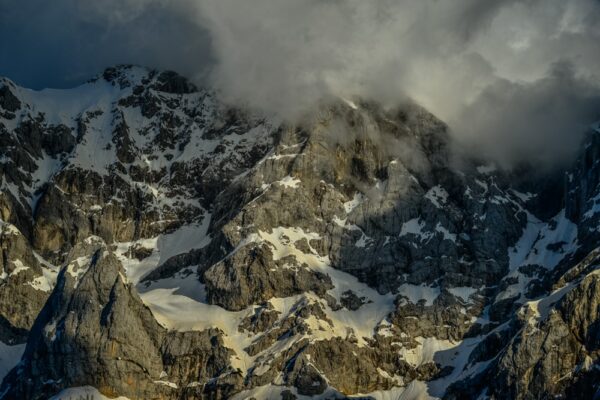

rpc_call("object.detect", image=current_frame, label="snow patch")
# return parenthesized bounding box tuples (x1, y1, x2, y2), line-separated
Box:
(0, 341, 25, 382)
(231, 381, 433, 400)
(49, 386, 131, 400)
(116, 218, 211, 284)
(400, 219, 455, 243)
(397, 284, 440, 306)
(399, 337, 455, 367)
(509, 210, 578, 272)
(139, 272, 254, 372)
(342, 98, 358, 110)
(344, 192, 365, 213)
(511, 190, 535, 202)
(276, 175, 301, 188)
(448, 287, 478, 303)
(400, 218, 429, 240)
(435, 223, 456, 242)
(425, 186, 448, 208)
(8, 259, 28, 277)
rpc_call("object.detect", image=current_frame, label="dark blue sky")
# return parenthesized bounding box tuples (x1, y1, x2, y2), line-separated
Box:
(0, 0, 212, 89)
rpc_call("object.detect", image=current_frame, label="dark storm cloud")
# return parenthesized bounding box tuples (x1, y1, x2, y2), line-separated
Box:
(1, 0, 600, 167)
(453, 62, 600, 167)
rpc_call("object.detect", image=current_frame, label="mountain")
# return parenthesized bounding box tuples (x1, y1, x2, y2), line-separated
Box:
(0, 65, 598, 399)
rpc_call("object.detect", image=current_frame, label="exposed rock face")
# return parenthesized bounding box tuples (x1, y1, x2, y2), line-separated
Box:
(1, 239, 235, 400)
(0, 84, 21, 113)
(0, 66, 599, 399)
(446, 253, 600, 400)
(204, 244, 334, 311)
(499, 262, 600, 397)
(0, 221, 54, 344)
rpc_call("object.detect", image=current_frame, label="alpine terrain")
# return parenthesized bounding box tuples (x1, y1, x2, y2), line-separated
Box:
(0, 65, 599, 399)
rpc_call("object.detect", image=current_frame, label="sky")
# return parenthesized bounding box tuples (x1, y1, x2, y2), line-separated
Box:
(1, 0, 600, 167)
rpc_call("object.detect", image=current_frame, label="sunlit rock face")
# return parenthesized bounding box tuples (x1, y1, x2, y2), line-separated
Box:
(0, 66, 598, 399)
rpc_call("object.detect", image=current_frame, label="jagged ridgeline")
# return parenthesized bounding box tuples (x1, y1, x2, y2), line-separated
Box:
(0, 65, 599, 399)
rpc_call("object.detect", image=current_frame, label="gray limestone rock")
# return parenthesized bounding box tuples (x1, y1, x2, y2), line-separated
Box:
(0, 222, 52, 344)
(0, 240, 235, 400)
(204, 243, 333, 311)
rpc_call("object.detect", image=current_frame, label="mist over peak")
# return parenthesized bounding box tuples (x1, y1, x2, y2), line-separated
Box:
(1, 0, 600, 167)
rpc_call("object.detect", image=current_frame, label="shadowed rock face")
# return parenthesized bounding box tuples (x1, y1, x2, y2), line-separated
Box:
(0, 66, 599, 399)
(0, 85, 20, 114)
(0, 222, 52, 344)
(445, 251, 600, 400)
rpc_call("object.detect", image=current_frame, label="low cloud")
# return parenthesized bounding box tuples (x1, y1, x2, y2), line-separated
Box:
(453, 62, 600, 167)
(1, 0, 599, 167)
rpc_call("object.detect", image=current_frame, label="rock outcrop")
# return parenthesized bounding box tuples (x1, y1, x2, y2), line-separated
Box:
(0, 221, 54, 344)
(1, 238, 235, 400)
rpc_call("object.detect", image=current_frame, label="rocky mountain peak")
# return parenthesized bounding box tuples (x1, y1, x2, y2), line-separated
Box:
(1, 237, 236, 399)
(96, 64, 199, 95)
(0, 67, 599, 399)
